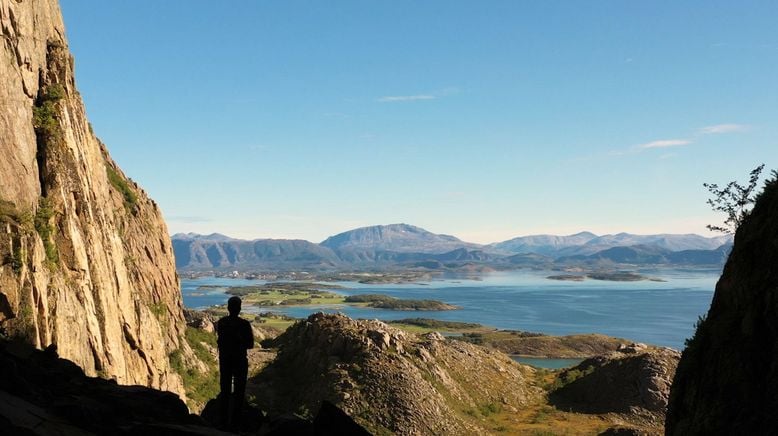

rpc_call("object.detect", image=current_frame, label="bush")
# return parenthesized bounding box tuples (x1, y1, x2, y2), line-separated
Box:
(32, 84, 65, 141)
(704, 164, 765, 233)
(684, 314, 707, 349)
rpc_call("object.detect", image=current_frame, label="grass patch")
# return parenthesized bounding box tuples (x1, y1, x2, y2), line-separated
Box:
(106, 165, 138, 209)
(170, 327, 219, 409)
(479, 402, 502, 417)
(34, 196, 58, 268)
(149, 302, 167, 320)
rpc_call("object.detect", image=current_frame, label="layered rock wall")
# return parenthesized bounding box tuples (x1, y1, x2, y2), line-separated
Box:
(0, 0, 185, 394)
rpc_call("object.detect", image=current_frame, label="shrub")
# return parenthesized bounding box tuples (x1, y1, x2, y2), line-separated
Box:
(704, 164, 765, 233)
(684, 314, 707, 349)
(32, 84, 65, 141)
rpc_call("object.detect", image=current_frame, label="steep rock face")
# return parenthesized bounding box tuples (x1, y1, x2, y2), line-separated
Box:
(666, 175, 778, 434)
(0, 0, 185, 394)
(252, 313, 541, 435)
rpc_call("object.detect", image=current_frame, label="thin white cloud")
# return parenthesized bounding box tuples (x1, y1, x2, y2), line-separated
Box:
(167, 215, 212, 223)
(377, 94, 436, 103)
(697, 123, 750, 135)
(638, 139, 692, 149)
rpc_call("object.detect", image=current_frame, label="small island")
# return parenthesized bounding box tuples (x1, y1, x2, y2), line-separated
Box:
(547, 274, 586, 282)
(547, 271, 666, 282)
(211, 283, 459, 311)
(344, 294, 459, 311)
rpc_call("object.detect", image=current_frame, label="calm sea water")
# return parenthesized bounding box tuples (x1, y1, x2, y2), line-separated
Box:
(181, 268, 719, 350)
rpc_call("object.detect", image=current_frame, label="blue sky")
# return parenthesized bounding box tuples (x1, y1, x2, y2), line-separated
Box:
(60, 1, 777, 243)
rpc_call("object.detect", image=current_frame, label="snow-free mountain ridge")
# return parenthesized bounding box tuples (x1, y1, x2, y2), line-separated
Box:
(172, 224, 733, 270)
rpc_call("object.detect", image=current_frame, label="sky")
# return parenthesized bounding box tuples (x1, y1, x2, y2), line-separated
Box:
(59, 1, 777, 243)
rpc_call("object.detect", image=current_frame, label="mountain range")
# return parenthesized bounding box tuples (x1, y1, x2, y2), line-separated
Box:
(171, 223, 733, 271)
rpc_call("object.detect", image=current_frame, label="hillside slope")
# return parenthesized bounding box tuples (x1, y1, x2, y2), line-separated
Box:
(250, 313, 541, 435)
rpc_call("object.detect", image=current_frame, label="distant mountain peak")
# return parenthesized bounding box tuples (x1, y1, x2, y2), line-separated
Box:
(320, 223, 472, 253)
(171, 232, 234, 241)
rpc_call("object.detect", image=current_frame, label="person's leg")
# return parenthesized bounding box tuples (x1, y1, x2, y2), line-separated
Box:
(218, 357, 233, 426)
(231, 357, 249, 429)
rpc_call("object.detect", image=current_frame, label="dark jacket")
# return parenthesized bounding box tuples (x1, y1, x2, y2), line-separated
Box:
(216, 315, 254, 359)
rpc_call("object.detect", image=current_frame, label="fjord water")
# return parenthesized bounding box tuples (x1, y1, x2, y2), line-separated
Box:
(181, 269, 718, 350)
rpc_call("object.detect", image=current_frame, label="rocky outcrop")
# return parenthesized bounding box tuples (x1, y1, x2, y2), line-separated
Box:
(666, 174, 778, 434)
(184, 308, 214, 333)
(0, 0, 186, 395)
(0, 340, 216, 435)
(550, 345, 680, 431)
(0, 338, 372, 435)
(251, 313, 541, 435)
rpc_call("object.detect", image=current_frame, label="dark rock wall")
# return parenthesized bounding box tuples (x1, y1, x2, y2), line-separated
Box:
(666, 175, 778, 434)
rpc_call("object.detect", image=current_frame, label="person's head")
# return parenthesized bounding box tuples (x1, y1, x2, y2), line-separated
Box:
(227, 296, 241, 316)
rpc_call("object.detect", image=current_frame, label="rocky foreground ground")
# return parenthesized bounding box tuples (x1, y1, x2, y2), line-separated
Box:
(1, 311, 680, 435)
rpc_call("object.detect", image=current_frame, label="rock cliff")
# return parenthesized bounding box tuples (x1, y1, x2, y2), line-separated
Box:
(0, 0, 186, 395)
(666, 174, 778, 434)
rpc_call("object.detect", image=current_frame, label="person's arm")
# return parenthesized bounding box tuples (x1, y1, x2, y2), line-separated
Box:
(215, 319, 222, 347)
(243, 321, 254, 350)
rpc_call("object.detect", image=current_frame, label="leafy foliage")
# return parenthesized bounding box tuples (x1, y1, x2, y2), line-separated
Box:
(704, 164, 765, 233)
(32, 84, 65, 141)
(684, 314, 707, 348)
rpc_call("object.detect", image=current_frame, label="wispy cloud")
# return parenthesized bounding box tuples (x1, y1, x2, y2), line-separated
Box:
(638, 139, 692, 149)
(697, 123, 750, 135)
(377, 87, 461, 103)
(377, 94, 436, 103)
(167, 215, 212, 223)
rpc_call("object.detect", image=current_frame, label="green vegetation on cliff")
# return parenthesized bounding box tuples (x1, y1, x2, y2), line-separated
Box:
(106, 165, 138, 209)
(169, 327, 219, 409)
(32, 83, 65, 141)
(34, 196, 58, 268)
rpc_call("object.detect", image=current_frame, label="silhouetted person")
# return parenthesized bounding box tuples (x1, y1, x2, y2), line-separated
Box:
(216, 296, 254, 429)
